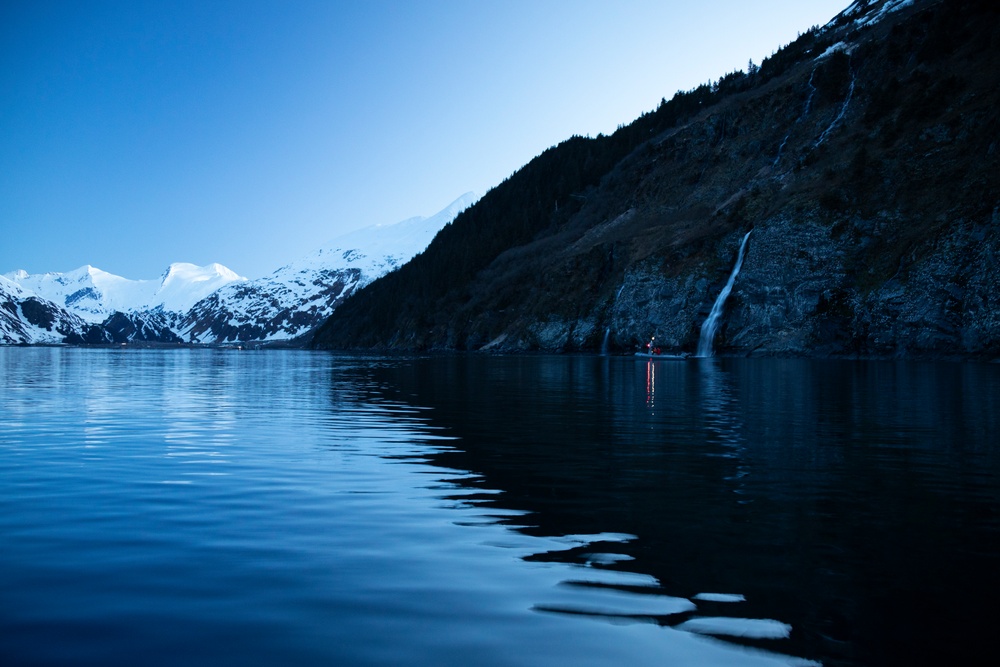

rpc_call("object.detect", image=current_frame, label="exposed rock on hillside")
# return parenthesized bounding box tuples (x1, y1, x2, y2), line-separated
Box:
(1, 276, 87, 345)
(178, 268, 363, 344)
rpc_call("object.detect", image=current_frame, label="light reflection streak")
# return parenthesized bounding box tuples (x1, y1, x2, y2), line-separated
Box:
(646, 359, 655, 409)
(697, 358, 751, 498)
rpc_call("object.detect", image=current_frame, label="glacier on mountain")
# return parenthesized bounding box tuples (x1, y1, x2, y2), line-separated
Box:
(180, 192, 477, 343)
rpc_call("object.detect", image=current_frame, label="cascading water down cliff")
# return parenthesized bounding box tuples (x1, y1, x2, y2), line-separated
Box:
(601, 284, 626, 355)
(696, 231, 752, 358)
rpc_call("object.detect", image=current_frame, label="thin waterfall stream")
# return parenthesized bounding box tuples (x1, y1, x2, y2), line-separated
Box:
(696, 230, 752, 357)
(773, 70, 818, 166)
(601, 284, 626, 355)
(815, 58, 856, 148)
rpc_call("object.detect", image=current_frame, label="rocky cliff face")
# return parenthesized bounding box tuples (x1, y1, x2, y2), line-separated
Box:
(314, 0, 1000, 360)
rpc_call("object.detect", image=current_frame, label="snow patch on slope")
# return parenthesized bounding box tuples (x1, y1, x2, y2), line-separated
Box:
(830, 0, 915, 29)
(815, 41, 853, 60)
(852, 0, 914, 28)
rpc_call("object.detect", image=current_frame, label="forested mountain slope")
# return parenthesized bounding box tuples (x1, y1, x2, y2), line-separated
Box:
(314, 0, 1000, 359)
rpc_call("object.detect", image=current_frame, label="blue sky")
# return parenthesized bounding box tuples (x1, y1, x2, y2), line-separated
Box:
(2, 0, 848, 279)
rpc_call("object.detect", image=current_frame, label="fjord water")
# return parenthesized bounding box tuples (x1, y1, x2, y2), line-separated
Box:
(1, 350, 997, 666)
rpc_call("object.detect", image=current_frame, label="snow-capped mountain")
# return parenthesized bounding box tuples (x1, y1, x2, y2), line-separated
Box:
(0, 275, 87, 344)
(1, 193, 475, 346)
(180, 192, 477, 343)
(4, 262, 245, 324)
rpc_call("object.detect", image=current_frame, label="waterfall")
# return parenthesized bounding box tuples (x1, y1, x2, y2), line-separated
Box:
(601, 284, 626, 355)
(697, 231, 752, 358)
(773, 70, 817, 166)
(815, 61, 856, 148)
(803, 69, 817, 117)
(773, 134, 790, 166)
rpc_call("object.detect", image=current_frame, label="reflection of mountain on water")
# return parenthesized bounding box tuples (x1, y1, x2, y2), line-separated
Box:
(359, 355, 1000, 667)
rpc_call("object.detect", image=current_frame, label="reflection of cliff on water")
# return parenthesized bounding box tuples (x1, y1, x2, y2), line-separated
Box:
(357, 355, 1000, 667)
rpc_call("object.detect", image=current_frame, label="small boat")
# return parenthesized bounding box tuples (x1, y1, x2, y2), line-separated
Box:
(634, 351, 689, 360)
(635, 336, 688, 359)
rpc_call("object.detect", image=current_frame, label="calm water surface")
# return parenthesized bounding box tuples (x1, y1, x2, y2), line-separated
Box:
(0, 349, 997, 666)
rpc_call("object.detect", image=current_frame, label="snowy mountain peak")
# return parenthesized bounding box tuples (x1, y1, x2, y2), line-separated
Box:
(291, 191, 478, 277)
(161, 262, 243, 284)
(4, 262, 245, 322)
(153, 263, 247, 314)
(437, 191, 478, 220)
(64, 264, 106, 280)
(371, 192, 477, 231)
(179, 193, 476, 344)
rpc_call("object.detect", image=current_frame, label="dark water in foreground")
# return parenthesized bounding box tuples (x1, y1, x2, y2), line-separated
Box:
(0, 349, 997, 666)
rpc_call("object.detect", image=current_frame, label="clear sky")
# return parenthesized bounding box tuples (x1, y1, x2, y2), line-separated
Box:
(2, 0, 849, 280)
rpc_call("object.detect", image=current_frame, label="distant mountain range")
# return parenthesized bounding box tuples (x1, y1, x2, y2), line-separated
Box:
(6, 263, 244, 323)
(1, 193, 475, 345)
